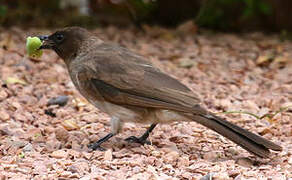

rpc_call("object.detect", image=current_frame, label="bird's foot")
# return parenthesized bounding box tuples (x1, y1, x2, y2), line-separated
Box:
(124, 136, 151, 145)
(88, 133, 114, 151)
(88, 142, 106, 151)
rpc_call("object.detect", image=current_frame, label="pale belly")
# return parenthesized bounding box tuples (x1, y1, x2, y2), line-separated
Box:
(91, 100, 190, 124)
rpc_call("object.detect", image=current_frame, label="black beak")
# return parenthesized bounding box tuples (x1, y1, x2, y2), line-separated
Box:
(38, 35, 53, 49)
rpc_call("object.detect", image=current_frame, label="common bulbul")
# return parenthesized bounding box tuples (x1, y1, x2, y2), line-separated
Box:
(38, 27, 282, 158)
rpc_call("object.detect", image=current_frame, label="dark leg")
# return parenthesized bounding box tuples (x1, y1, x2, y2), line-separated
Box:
(88, 133, 114, 151)
(125, 124, 157, 145)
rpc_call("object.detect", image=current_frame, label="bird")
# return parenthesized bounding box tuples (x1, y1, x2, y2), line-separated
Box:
(38, 26, 282, 158)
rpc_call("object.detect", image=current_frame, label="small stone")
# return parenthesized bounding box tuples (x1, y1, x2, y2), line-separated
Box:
(0, 110, 10, 121)
(179, 58, 196, 68)
(151, 150, 161, 157)
(15, 167, 30, 174)
(213, 172, 231, 180)
(55, 127, 69, 142)
(11, 140, 27, 148)
(226, 147, 239, 156)
(228, 170, 240, 178)
(11, 101, 22, 110)
(68, 173, 80, 178)
(14, 113, 27, 122)
(47, 95, 69, 107)
(200, 173, 214, 180)
(46, 138, 62, 152)
(67, 149, 81, 158)
(51, 150, 68, 159)
(288, 157, 292, 165)
(177, 155, 189, 167)
(69, 161, 89, 174)
(60, 171, 72, 178)
(82, 152, 92, 160)
(236, 157, 254, 168)
(71, 140, 82, 151)
(33, 162, 48, 175)
(68, 165, 78, 173)
(23, 143, 34, 152)
(203, 151, 219, 161)
(104, 149, 112, 161)
(0, 90, 8, 101)
(80, 175, 91, 180)
(27, 128, 42, 140)
(0, 124, 12, 135)
(163, 150, 179, 164)
(44, 126, 55, 134)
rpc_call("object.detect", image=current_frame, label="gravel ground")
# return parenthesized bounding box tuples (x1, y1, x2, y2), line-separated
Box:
(0, 26, 291, 179)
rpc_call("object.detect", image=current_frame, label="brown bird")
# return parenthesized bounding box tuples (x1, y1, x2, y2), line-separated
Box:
(39, 27, 282, 158)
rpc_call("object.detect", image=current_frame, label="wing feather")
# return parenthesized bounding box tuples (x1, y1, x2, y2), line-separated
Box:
(75, 43, 203, 113)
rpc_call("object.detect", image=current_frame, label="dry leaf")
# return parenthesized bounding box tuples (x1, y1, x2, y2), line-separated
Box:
(256, 53, 275, 65)
(5, 77, 27, 85)
(61, 119, 80, 130)
(72, 98, 88, 111)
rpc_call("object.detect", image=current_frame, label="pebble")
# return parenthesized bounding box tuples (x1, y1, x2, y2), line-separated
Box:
(163, 150, 179, 165)
(203, 151, 219, 161)
(228, 170, 240, 178)
(0, 90, 8, 101)
(200, 173, 214, 180)
(11, 140, 27, 148)
(79, 175, 91, 180)
(177, 155, 189, 167)
(23, 143, 34, 152)
(82, 152, 92, 160)
(236, 157, 254, 168)
(0, 110, 10, 121)
(213, 172, 231, 180)
(11, 101, 22, 110)
(288, 157, 292, 165)
(104, 149, 113, 161)
(51, 150, 68, 159)
(47, 95, 69, 106)
(55, 127, 69, 142)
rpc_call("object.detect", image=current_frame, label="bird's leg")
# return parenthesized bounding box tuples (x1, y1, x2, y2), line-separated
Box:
(88, 116, 121, 151)
(88, 133, 114, 151)
(125, 124, 157, 145)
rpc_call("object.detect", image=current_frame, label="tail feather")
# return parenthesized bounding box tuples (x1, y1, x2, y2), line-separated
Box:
(186, 114, 282, 158)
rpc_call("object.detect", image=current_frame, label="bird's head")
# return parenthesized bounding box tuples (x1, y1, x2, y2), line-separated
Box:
(39, 27, 92, 63)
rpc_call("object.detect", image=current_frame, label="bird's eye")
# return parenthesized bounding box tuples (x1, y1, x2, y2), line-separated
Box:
(55, 34, 64, 42)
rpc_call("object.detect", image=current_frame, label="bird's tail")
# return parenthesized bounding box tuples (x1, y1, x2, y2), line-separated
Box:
(186, 113, 282, 158)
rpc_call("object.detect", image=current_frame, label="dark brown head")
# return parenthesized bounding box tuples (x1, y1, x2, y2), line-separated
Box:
(39, 27, 92, 62)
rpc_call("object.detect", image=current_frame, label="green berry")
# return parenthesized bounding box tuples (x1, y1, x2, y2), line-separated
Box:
(26, 36, 43, 58)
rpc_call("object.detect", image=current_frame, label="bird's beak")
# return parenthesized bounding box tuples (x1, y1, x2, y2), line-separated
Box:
(38, 35, 54, 49)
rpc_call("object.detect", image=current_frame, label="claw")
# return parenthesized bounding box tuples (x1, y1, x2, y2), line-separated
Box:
(125, 136, 151, 145)
(88, 143, 106, 151)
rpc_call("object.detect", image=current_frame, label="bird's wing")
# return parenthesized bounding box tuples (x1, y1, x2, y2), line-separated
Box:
(78, 43, 205, 114)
